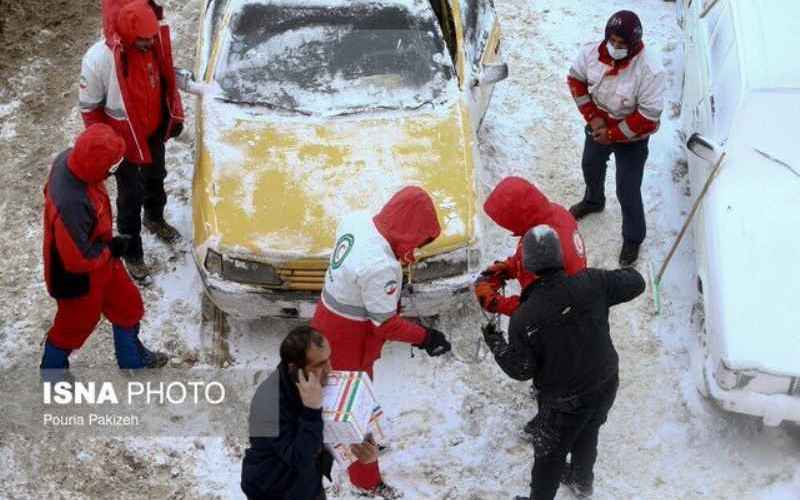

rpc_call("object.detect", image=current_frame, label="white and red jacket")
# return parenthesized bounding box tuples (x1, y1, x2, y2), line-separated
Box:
(79, 0, 183, 165)
(311, 187, 442, 371)
(567, 41, 665, 142)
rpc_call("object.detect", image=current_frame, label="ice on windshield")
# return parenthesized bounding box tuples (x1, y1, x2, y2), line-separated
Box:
(216, 2, 455, 115)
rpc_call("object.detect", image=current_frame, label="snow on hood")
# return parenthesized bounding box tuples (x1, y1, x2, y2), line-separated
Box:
(483, 176, 553, 237)
(701, 89, 800, 376)
(195, 98, 474, 260)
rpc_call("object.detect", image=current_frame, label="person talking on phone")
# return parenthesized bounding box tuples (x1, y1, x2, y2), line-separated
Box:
(241, 326, 378, 500)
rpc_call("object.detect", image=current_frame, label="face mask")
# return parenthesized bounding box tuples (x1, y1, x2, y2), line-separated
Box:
(606, 41, 628, 60)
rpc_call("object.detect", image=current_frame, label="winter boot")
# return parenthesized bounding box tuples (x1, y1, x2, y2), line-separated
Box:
(356, 482, 403, 499)
(619, 240, 640, 267)
(135, 336, 169, 368)
(113, 324, 169, 369)
(561, 466, 594, 499)
(143, 215, 181, 244)
(568, 201, 604, 220)
(124, 256, 152, 285)
(40, 341, 74, 385)
(523, 418, 536, 436)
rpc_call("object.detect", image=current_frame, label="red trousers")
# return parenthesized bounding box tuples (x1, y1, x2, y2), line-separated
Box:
(48, 260, 144, 350)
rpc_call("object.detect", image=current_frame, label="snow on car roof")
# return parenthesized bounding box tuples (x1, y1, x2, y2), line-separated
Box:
(735, 0, 800, 89)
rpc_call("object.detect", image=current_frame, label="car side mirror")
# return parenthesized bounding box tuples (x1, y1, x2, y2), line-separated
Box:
(175, 68, 204, 96)
(687, 133, 722, 163)
(474, 63, 509, 87)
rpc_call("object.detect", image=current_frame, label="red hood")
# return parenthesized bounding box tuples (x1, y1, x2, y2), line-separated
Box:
(373, 187, 441, 263)
(67, 124, 126, 184)
(103, 0, 162, 46)
(484, 177, 553, 237)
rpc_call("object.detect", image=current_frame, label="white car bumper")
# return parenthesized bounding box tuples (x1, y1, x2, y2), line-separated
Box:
(704, 358, 800, 426)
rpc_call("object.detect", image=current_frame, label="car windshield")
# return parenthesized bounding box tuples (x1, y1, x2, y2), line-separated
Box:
(215, 1, 455, 115)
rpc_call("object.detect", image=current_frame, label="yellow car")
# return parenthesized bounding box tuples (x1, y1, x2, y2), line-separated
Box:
(180, 0, 507, 319)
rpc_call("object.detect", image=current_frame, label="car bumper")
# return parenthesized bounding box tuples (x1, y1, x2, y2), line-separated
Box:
(195, 254, 474, 319)
(704, 358, 800, 426)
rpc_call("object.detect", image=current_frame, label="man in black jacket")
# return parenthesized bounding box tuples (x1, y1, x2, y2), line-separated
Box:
(481, 225, 645, 500)
(241, 326, 378, 500)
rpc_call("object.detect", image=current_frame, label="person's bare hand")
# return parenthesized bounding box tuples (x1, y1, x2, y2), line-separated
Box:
(589, 117, 606, 132)
(350, 440, 379, 464)
(592, 127, 611, 145)
(296, 370, 322, 410)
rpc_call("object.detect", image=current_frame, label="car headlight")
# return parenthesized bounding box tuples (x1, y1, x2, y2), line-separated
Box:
(412, 247, 480, 282)
(204, 249, 283, 287)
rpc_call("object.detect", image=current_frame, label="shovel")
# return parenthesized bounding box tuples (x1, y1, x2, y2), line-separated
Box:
(650, 133, 725, 314)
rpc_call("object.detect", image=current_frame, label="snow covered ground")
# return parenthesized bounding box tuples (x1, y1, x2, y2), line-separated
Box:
(1, 0, 798, 499)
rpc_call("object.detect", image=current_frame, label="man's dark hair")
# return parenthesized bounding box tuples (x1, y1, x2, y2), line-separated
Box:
(280, 325, 325, 368)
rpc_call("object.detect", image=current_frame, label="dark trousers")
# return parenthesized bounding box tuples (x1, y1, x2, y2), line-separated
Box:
(528, 376, 618, 500)
(114, 136, 167, 259)
(581, 131, 649, 244)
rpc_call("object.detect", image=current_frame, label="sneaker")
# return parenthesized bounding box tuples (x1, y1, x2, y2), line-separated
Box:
(124, 257, 152, 285)
(568, 201, 605, 220)
(143, 216, 181, 244)
(619, 241, 641, 267)
(357, 482, 403, 499)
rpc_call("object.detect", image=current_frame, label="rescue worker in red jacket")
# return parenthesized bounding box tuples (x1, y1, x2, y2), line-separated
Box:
(41, 124, 168, 371)
(311, 186, 452, 498)
(566, 10, 665, 266)
(475, 177, 587, 316)
(79, 0, 185, 283)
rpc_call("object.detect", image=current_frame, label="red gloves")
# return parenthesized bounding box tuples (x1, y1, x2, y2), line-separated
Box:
(474, 265, 521, 316)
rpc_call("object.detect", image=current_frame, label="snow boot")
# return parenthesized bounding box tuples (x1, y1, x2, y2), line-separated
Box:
(143, 215, 181, 245)
(561, 467, 594, 499)
(124, 256, 152, 285)
(356, 482, 403, 499)
(113, 324, 169, 369)
(568, 201, 604, 221)
(619, 240, 640, 267)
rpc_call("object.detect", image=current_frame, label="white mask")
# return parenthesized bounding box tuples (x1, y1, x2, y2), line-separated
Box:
(606, 41, 628, 60)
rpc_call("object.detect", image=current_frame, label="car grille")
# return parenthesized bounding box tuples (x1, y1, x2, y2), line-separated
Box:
(277, 264, 327, 291)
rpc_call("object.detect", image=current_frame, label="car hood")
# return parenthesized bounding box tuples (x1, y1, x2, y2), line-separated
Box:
(702, 89, 800, 377)
(193, 100, 476, 261)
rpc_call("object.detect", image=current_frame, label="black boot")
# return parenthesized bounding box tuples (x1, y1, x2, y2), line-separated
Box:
(569, 201, 604, 220)
(136, 338, 169, 368)
(561, 463, 594, 498)
(619, 240, 640, 267)
(143, 215, 181, 244)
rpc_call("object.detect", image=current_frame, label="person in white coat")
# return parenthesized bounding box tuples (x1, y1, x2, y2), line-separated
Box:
(566, 10, 666, 266)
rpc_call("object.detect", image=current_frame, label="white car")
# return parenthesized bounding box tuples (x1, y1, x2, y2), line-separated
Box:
(679, 0, 800, 425)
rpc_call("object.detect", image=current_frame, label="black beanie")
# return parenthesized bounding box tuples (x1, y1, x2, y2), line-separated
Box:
(522, 225, 564, 274)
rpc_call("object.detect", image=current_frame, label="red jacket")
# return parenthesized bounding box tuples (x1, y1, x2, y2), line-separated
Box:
(43, 125, 126, 298)
(481, 177, 587, 315)
(80, 0, 183, 164)
(312, 187, 442, 370)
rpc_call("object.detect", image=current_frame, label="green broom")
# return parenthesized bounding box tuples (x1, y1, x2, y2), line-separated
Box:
(651, 147, 726, 314)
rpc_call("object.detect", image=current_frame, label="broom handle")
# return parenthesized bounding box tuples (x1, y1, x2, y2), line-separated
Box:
(656, 152, 726, 284)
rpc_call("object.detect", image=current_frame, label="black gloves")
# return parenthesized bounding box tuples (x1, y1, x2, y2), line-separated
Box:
(168, 121, 184, 139)
(418, 328, 452, 357)
(110, 235, 132, 258)
(481, 321, 505, 351)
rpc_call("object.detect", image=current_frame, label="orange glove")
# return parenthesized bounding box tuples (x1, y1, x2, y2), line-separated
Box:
(474, 277, 501, 312)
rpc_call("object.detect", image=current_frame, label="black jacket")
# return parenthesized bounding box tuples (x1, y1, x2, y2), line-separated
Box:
(241, 363, 333, 500)
(484, 268, 645, 399)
